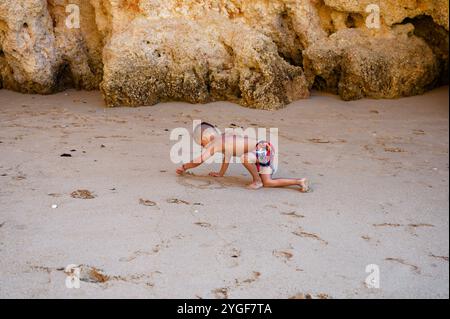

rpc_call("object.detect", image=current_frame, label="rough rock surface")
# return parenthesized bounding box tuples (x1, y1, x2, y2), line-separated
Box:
(0, 0, 59, 93)
(0, 0, 449, 109)
(101, 15, 309, 109)
(323, 0, 449, 31)
(0, 0, 102, 93)
(407, 15, 449, 86)
(303, 25, 440, 100)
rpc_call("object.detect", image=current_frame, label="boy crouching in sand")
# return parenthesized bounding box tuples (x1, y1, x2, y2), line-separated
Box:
(176, 122, 309, 192)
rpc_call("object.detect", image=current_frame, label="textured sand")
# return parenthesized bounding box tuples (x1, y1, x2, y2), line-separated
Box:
(0, 87, 448, 299)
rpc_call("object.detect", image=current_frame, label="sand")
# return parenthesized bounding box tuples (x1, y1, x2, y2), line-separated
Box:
(0, 87, 448, 299)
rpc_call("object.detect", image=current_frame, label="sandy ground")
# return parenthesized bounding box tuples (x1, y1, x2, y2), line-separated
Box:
(0, 87, 448, 299)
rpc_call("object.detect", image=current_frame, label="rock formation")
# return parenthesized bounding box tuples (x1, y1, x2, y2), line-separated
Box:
(303, 25, 440, 100)
(0, 0, 448, 109)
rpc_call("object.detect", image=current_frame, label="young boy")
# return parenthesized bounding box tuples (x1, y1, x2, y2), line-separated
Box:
(176, 122, 309, 192)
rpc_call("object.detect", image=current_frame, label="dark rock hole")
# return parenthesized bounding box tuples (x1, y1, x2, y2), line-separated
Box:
(401, 15, 449, 86)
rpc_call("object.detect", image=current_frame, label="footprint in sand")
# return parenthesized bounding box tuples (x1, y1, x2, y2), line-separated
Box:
(212, 287, 229, 299)
(272, 250, 294, 262)
(236, 271, 261, 286)
(13, 174, 26, 181)
(78, 266, 110, 283)
(167, 198, 190, 205)
(71, 189, 96, 199)
(139, 198, 158, 207)
(194, 222, 212, 228)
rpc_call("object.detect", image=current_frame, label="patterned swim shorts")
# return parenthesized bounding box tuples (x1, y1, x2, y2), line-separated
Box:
(255, 141, 276, 175)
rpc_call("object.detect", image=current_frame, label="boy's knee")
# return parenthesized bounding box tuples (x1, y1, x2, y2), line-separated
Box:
(261, 179, 275, 187)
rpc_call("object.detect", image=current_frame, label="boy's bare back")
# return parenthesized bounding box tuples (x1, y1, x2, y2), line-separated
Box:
(212, 134, 258, 158)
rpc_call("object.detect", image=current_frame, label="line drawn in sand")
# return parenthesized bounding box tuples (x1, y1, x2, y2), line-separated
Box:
(428, 253, 449, 262)
(281, 211, 305, 218)
(385, 258, 421, 274)
(373, 222, 435, 236)
(292, 227, 328, 245)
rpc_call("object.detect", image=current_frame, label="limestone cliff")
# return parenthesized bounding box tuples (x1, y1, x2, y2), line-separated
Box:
(0, 0, 448, 109)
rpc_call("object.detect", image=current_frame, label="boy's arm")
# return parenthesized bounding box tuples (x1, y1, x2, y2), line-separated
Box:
(176, 145, 216, 175)
(209, 153, 232, 177)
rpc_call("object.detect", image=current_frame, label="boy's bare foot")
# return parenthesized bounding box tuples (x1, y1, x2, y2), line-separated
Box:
(299, 178, 310, 193)
(247, 181, 263, 190)
(209, 172, 223, 177)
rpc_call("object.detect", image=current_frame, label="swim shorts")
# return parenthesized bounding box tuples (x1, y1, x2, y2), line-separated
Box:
(255, 141, 276, 175)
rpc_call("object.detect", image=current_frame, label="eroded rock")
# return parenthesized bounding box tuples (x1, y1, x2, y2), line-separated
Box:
(0, 0, 448, 108)
(0, 0, 103, 93)
(101, 15, 309, 110)
(0, 0, 59, 93)
(303, 25, 439, 100)
(323, 0, 449, 31)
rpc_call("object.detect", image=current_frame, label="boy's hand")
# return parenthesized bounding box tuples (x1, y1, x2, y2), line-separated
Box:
(176, 166, 186, 175)
(209, 172, 223, 177)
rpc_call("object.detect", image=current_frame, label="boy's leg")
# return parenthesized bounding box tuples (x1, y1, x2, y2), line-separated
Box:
(260, 174, 309, 192)
(241, 153, 263, 189)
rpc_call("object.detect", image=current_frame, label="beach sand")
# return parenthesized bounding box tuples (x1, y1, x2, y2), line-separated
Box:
(0, 87, 448, 298)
